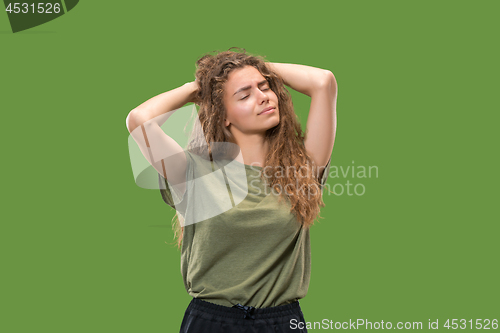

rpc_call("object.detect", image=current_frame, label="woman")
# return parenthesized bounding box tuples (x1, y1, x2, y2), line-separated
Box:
(126, 48, 337, 332)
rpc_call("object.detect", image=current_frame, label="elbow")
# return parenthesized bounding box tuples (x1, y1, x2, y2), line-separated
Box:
(324, 70, 337, 85)
(316, 70, 337, 94)
(126, 109, 135, 129)
(126, 109, 142, 134)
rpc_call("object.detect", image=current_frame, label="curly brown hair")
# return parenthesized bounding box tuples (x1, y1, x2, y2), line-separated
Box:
(170, 47, 328, 249)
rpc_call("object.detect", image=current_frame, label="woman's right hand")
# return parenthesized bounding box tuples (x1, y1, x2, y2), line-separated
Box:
(187, 79, 201, 104)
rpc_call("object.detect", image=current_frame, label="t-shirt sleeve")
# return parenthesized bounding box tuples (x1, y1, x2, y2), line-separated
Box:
(319, 154, 332, 190)
(157, 150, 192, 210)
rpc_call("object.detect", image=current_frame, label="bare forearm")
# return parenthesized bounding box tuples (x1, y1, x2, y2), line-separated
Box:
(267, 62, 335, 97)
(127, 81, 198, 132)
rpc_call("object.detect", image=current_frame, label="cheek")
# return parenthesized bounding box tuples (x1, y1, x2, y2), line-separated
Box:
(228, 103, 253, 122)
(236, 103, 254, 117)
(270, 91, 279, 102)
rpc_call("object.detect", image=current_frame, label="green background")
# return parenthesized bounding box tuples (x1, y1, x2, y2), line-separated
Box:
(1, 0, 498, 332)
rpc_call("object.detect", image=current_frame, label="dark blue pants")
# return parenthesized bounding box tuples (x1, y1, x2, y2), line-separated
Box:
(179, 297, 308, 332)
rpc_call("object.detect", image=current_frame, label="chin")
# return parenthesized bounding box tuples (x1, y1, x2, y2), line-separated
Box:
(267, 118, 280, 130)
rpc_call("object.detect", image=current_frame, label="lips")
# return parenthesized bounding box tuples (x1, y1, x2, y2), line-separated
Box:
(259, 106, 276, 115)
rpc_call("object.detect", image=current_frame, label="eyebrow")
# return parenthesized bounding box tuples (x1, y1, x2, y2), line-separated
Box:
(232, 80, 268, 96)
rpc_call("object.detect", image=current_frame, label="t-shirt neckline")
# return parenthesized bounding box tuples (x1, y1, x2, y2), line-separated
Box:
(231, 159, 263, 170)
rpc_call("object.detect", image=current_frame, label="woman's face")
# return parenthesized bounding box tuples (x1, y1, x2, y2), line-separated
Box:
(222, 65, 280, 136)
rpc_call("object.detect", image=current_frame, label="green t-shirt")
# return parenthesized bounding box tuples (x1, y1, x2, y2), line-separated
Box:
(159, 149, 331, 308)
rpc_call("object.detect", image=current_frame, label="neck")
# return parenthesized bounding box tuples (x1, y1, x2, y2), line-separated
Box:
(231, 131, 269, 167)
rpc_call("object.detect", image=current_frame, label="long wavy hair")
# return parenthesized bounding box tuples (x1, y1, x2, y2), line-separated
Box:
(170, 48, 328, 249)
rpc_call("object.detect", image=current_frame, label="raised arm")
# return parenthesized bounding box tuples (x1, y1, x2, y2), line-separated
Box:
(126, 80, 199, 132)
(126, 80, 200, 196)
(266, 62, 337, 170)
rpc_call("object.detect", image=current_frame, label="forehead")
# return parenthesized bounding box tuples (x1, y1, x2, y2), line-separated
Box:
(225, 66, 266, 91)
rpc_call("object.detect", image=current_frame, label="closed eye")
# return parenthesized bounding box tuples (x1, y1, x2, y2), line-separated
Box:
(240, 87, 270, 100)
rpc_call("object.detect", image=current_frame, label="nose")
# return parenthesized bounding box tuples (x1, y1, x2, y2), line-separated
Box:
(257, 88, 269, 104)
